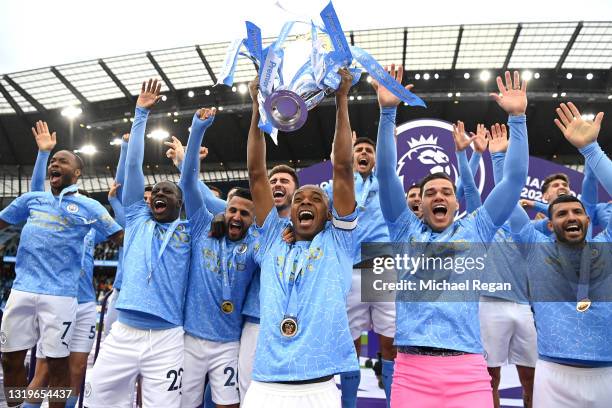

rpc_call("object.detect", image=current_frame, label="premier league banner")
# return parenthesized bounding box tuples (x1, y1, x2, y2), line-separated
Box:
(298, 118, 611, 217)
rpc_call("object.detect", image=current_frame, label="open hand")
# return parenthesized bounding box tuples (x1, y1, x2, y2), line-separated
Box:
(31, 120, 57, 152)
(452, 121, 476, 152)
(554, 102, 604, 149)
(489, 71, 527, 116)
(470, 124, 488, 154)
(136, 79, 162, 110)
(488, 123, 508, 154)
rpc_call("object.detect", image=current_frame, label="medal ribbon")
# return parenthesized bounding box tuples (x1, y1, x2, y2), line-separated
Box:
(283, 244, 308, 319)
(556, 244, 592, 307)
(357, 174, 373, 209)
(576, 245, 592, 305)
(145, 218, 186, 283)
(219, 238, 235, 303)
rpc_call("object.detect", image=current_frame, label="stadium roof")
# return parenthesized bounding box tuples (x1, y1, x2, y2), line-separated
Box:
(0, 20, 611, 199)
(1, 21, 611, 115)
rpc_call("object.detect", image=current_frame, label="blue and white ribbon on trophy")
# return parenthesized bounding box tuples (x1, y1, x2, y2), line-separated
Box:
(216, 1, 426, 143)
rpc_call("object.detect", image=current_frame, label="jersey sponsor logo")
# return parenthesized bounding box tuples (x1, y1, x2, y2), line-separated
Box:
(66, 203, 79, 213)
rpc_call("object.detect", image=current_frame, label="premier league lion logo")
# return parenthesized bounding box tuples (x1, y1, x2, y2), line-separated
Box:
(397, 133, 457, 185)
(396, 119, 491, 217)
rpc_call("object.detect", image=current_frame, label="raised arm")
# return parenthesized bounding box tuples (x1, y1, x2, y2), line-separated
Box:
(122, 79, 161, 206)
(373, 65, 412, 223)
(246, 77, 274, 226)
(180, 108, 217, 218)
(483, 71, 529, 226)
(165, 136, 226, 214)
(581, 161, 598, 222)
(108, 181, 125, 227)
(554, 102, 611, 196)
(488, 123, 508, 185)
(331, 68, 356, 216)
(452, 121, 482, 213)
(114, 133, 129, 204)
(30, 120, 57, 192)
(456, 124, 486, 200)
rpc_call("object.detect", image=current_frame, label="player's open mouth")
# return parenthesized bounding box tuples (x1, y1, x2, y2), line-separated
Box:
(49, 170, 62, 184)
(411, 205, 420, 211)
(228, 220, 243, 234)
(358, 158, 369, 169)
(153, 199, 168, 214)
(432, 204, 448, 219)
(564, 223, 582, 236)
(273, 189, 286, 202)
(298, 209, 315, 227)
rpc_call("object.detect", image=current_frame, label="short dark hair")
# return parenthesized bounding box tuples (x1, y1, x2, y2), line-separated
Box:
(152, 181, 182, 200)
(548, 194, 585, 218)
(542, 173, 569, 194)
(269, 165, 299, 188)
(69, 151, 84, 170)
(144, 186, 153, 192)
(226, 186, 240, 201)
(419, 173, 456, 197)
(208, 185, 223, 198)
(56, 150, 84, 170)
(353, 137, 376, 149)
(228, 187, 252, 202)
(407, 184, 420, 194)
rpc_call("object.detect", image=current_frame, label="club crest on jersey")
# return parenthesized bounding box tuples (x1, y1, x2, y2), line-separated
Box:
(0, 331, 6, 345)
(84, 382, 92, 397)
(237, 243, 248, 254)
(66, 203, 79, 213)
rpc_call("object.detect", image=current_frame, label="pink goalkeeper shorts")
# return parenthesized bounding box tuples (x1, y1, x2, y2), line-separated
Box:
(391, 351, 493, 408)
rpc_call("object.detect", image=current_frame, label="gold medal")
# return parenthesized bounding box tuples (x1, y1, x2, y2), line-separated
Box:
(576, 299, 591, 312)
(221, 301, 234, 314)
(280, 316, 298, 337)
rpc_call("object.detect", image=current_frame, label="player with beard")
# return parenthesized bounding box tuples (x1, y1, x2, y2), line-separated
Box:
(21, 125, 110, 408)
(242, 68, 357, 407)
(520, 173, 571, 235)
(235, 78, 300, 402)
(325, 132, 398, 407)
(84, 79, 196, 408)
(180, 106, 259, 408)
(0, 122, 122, 408)
(376, 67, 529, 407)
(507, 102, 612, 408)
(406, 185, 422, 218)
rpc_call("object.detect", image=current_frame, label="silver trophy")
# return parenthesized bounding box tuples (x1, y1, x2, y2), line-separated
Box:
(216, 1, 425, 136)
